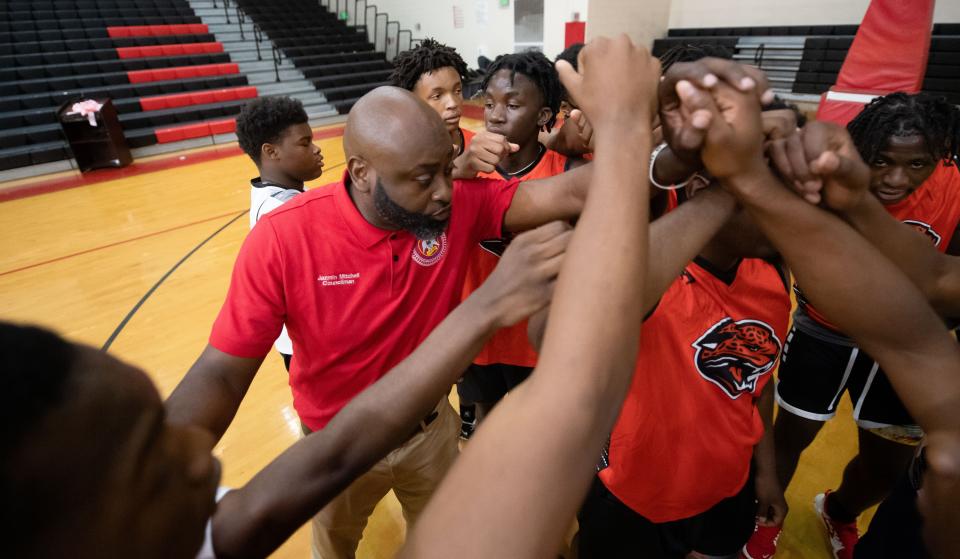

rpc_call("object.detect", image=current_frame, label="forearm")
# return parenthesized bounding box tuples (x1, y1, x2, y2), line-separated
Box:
(728, 169, 960, 432)
(644, 187, 736, 314)
(165, 347, 262, 440)
(845, 195, 960, 315)
(753, 382, 777, 478)
(503, 163, 594, 231)
(652, 144, 700, 186)
(211, 293, 499, 558)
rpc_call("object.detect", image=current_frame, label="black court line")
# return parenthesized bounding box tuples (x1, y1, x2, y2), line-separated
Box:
(101, 209, 247, 352)
(100, 161, 347, 352)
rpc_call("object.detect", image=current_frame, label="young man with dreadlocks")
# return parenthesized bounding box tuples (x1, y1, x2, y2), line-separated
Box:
(456, 50, 585, 436)
(765, 92, 960, 559)
(391, 38, 519, 180)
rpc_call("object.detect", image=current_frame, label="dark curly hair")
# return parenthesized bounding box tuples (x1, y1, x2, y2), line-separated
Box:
(236, 96, 309, 166)
(555, 42, 584, 71)
(658, 42, 733, 73)
(390, 38, 468, 91)
(480, 50, 563, 132)
(847, 92, 960, 166)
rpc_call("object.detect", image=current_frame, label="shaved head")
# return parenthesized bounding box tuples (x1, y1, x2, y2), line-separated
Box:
(341, 86, 457, 238)
(344, 86, 451, 163)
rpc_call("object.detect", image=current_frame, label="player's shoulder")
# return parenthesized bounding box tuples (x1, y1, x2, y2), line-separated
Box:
(261, 182, 340, 222)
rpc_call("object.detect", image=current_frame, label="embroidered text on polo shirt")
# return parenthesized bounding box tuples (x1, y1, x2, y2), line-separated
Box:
(317, 273, 361, 286)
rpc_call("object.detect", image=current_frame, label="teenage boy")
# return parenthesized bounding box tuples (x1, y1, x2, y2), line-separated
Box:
(390, 38, 519, 180)
(457, 50, 576, 433)
(235, 96, 325, 371)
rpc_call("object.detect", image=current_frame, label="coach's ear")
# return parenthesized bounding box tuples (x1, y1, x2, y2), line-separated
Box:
(347, 155, 373, 194)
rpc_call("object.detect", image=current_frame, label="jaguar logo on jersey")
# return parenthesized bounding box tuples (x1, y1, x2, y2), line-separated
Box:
(411, 232, 448, 267)
(692, 317, 782, 399)
(902, 220, 942, 247)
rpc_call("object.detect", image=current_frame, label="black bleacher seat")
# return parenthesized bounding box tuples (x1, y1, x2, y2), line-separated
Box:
(0, 74, 247, 113)
(935, 23, 960, 35)
(311, 69, 393, 89)
(0, 141, 70, 171)
(0, 52, 231, 96)
(302, 59, 393, 80)
(0, 33, 215, 59)
(0, 15, 202, 33)
(118, 98, 248, 129)
(0, 52, 229, 82)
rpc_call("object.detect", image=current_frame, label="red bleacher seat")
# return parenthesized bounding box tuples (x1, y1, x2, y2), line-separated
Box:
(155, 118, 237, 143)
(138, 86, 258, 111)
(106, 24, 209, 38)
(116, 42, 224, 59)
(126, 63, 239, 83)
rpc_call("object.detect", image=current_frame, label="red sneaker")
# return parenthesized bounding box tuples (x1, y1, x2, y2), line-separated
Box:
(814, 491, 859, 559)
(741, 522, 781, 559)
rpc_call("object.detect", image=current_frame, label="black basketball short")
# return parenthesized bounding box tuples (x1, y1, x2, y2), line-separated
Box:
(456, 362, 533, 404)
(775, 325, 918, 432)
(577, 470, 756, 558)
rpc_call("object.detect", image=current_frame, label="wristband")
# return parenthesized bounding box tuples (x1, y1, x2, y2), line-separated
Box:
(649, 142, 693, 191)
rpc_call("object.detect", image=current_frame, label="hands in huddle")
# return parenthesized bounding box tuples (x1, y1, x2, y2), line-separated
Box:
(660, 56, 873, 212)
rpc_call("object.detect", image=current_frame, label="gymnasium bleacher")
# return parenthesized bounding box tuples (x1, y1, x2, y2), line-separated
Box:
(234, 0, 394, 114)
(0, 0, 257, 172)
(652, 23, 960, 105)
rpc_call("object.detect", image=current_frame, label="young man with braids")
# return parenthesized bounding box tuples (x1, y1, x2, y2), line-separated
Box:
(768, 92, 960, 559)
(456, 51, 580, 434)
(391, 38, 520, 180)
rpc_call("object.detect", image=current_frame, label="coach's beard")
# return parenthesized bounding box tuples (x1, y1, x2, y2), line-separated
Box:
(373, 178, 449, 240)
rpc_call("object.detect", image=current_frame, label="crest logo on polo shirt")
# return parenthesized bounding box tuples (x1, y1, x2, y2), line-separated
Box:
(902, 219, 942, 247)
(412, 232, 448, 267)
(692, 317, 782, 399)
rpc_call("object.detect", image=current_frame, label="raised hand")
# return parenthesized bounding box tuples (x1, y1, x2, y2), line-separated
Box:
(568, 109, 595, 151)
(675, 78, 767, 181)
(556, 34, 661, 137)
(786, 121, 871, 210)
(455, 130, 519, 178)
(660, 58, 773, 165)
(477, 220, 572, 329)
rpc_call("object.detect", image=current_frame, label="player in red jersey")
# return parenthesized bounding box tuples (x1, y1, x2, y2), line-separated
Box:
(457, 50, 582, 435)
(770, 93, 960, 559)
(675, 71, 960, 559)
(551, 64, 789, 557)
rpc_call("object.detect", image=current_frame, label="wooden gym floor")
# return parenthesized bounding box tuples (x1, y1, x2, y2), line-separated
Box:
(0, 118, 873, 558)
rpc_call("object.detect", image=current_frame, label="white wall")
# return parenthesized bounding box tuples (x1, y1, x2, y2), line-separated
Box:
(669, 0, 960, 29)
(587, 0, 670, 51)
(342, 0, 515, 69)
(543, 0, 589, 60)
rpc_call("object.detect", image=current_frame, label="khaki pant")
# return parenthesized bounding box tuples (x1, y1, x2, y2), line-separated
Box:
(311, 399, 460, 558)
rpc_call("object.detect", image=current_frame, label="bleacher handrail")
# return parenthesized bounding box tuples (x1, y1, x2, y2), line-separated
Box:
(228, 0, 282, 82)
(321, 0, 420, 61)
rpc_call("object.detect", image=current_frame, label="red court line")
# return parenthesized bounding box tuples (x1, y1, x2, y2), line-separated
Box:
(0, 209, 244, 277)
(0, 126, 345, 203)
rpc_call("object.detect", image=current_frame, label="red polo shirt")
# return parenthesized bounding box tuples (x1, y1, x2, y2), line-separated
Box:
(210, 172, 520, 430)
